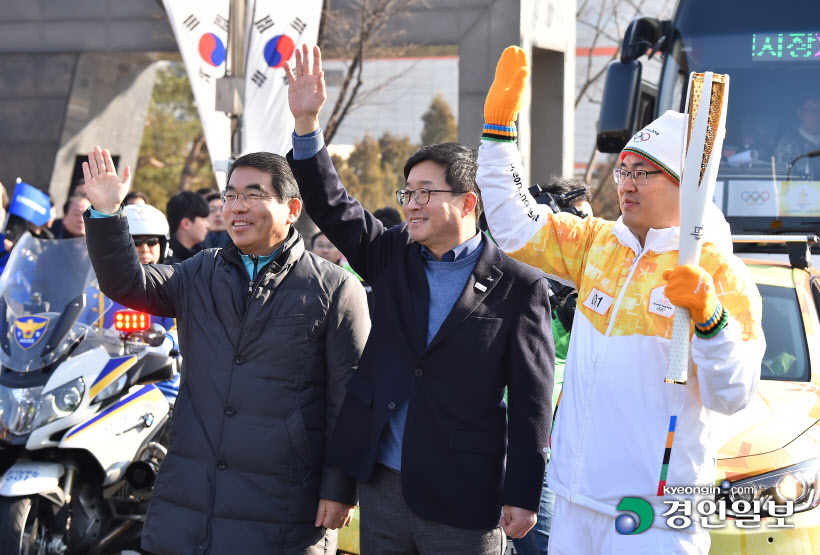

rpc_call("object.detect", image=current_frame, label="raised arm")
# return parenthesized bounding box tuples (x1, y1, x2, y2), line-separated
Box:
(477, 47, 557, 252)
(83, 147, 182, 318)
(285, 45, 396, 282)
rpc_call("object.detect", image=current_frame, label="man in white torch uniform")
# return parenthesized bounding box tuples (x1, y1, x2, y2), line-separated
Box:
(476, 47, 765, 554)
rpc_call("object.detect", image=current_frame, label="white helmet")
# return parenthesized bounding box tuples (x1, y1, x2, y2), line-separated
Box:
(124, 204, 171, 262)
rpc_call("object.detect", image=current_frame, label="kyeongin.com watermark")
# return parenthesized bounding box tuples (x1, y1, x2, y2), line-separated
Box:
(615, 480, 795, 534)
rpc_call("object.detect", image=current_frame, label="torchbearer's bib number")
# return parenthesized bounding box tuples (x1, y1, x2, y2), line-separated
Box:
(583, 288, 614, 316)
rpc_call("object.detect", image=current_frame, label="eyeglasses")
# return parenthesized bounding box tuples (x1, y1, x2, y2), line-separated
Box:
(133, 237, 160, 248)
(221, 190, 275, 207)
(209, 206, 221, 214)
(612, 168, 664, 186)
(396, 188, 470, 206)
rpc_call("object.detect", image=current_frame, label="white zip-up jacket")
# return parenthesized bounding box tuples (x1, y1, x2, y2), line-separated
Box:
(477, 141, 765, 529)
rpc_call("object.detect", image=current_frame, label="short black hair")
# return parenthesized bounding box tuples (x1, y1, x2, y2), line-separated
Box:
(403, 143, 482, 220)
(373, 207, 402, 228)
(539, 176, 590, 207)
(227, 152, 301, 202)
(63, 194, 89, 215)
(205, 192, 222, 203)
(311, 231, 327, 248)
(166, 191, 209, 233)
(124, 190, 150, 205)
(196, 187, 217, 197)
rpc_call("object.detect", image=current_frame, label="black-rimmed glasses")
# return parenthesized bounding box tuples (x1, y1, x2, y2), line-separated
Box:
(612, 168, 664, 186)
(133, 237, 160, 248)
(221, 190, 275, 207)
(396, 188, 470, 206)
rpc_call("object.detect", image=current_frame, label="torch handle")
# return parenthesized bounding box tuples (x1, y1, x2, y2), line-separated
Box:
(666, 307, 692, 384)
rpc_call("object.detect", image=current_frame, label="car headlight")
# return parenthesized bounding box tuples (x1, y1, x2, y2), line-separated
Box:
(722, 459, 820, 516)
(31, 378, 85, 429)
(0, 385, 43, 436)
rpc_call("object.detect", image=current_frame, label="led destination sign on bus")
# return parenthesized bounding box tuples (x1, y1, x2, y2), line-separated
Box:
(752, 33, 820, 61)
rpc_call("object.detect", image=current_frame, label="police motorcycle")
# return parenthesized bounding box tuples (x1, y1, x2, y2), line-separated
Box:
(0, 233, 176, 554)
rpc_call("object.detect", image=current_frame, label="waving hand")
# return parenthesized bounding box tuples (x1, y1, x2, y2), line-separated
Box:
(82, 146, 131, 214)
(284, 44, 326, 135)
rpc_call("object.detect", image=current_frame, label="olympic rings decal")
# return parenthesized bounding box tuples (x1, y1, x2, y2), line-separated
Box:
(741, 191, 771, 205)
(632, 132, 651, 142)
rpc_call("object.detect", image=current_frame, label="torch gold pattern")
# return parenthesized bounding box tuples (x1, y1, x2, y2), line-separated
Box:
(685, 73, 727, 187)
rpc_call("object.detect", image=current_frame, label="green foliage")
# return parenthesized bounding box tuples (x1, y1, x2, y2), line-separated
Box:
(333, 131, 419, 213)
(421, 92, 458, 146)
(133, 62, 216, 212)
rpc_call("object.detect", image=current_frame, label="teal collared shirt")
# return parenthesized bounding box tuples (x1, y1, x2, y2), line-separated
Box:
(240, 250, 278, 281)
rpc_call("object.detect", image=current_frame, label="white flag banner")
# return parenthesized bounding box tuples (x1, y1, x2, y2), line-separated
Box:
(162, 0, 232, 188)
(243, 0, 323, 156)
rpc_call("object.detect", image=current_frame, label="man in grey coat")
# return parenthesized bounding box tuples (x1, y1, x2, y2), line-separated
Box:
(82, 146, 370, 554)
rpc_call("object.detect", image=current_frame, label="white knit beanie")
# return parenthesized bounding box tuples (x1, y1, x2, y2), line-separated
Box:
(620, 110, 685, 185)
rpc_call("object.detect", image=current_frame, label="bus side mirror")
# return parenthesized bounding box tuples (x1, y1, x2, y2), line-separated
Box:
(597, 60, 643, 153)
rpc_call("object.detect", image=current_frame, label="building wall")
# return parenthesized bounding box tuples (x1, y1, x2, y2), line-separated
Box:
(322, 57, 460, 147)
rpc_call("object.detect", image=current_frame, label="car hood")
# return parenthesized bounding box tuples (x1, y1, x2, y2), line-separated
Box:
(713, 380, 820, 459)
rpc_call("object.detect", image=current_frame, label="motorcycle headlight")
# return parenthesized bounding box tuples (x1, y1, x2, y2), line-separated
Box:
(32, 378, 85, 429)
(96, 373, 127, 402)
(722, 459, 820, 516)
(0, 385, 43, 436)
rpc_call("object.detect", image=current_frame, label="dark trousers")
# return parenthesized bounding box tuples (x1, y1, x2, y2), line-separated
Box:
(359, 464, 506, 555)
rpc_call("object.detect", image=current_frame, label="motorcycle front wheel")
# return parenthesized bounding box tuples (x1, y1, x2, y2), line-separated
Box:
(0, 496, 43, 555)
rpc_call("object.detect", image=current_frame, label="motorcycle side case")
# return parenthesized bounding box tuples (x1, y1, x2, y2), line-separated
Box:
(0, 461, 64, 497)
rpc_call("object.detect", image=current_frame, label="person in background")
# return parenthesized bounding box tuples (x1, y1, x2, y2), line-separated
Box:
(311, 231, 373, 312)
(202, 191, 232, 249)
(195, 187, 216, 197)
(100, 203, 180, 403)
(0, 183, 12, 273)
(372, 206, 403, 229)
(124, 190, 150, 205)
(166, 191, 209, 262)
(311, 231, 342, 264)
(57, 194, 91, 239)
(775, 96, 820, 177)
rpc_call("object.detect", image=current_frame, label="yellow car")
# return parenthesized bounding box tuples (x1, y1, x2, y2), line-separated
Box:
(710, 235, 820, 553)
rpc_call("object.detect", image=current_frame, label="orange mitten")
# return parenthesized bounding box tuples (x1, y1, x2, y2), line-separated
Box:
(663, 265, 728, 338)
(482, 46, 529, 142)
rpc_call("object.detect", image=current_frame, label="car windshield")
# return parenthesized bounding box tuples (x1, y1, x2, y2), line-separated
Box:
(757, 283, 809, 381)
(659, 0, 820, 232)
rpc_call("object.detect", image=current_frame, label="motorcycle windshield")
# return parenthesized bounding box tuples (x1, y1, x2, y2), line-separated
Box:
(0, 234, 112, 372)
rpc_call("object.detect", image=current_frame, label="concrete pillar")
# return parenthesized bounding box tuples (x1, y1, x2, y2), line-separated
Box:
(0, 54, 76, 195)
(50, 54, 158, 214)
(457, 0, 575, 183)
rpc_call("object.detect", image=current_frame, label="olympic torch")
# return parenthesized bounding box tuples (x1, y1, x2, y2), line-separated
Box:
(665, 72, 730, 385)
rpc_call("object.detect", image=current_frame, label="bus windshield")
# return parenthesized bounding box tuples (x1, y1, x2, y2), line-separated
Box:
(661, 1, 820, 230)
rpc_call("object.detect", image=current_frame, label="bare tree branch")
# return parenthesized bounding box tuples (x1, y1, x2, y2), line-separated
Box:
(179, 134, 206, 191)
(319, 0, 428, 145)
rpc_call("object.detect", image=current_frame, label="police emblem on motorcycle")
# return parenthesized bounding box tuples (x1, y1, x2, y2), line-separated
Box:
(14, 316, 49, 350)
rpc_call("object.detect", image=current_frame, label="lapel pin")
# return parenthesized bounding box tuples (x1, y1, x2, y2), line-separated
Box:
(475, 282, 487, 293)
(487, 277, 494, 282)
